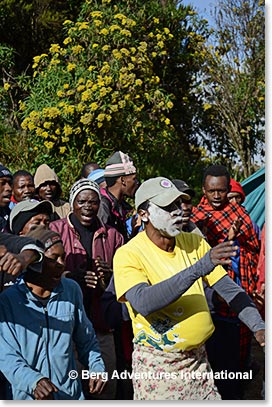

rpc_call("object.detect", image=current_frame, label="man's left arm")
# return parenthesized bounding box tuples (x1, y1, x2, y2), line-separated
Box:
(211, 275, 265, 347)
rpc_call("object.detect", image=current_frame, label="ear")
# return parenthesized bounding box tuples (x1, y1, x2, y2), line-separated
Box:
(202, 185, 206, 196)
(138, 209, 148, 223)
(120, 176, 126, 186)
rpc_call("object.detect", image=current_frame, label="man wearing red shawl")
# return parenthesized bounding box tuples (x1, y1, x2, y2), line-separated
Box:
(191, 165, 260, 400)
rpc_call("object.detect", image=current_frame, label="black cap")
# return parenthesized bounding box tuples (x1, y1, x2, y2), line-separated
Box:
(172, 179, 195, 198)
(0, 164, 12, 179)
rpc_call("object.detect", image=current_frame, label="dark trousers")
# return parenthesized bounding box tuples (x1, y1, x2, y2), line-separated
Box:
(206, 318, 249, 400)
(0, 372, 12, 400)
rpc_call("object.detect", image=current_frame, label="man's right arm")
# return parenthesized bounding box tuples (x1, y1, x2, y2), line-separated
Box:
(0, 232, 44, 253)
(0, 232, 44, 275)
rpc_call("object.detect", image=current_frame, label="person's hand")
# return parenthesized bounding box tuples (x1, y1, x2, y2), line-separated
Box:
(83, 258, 112, 289)
(252, 284, 265, 311)
(228, 217, 241, 240)
(33, 377, 58, 400)
(201, 215, 212, 238)
(131, 213, 142, 237)
(259, 282, 265, 297)
(210, 241, 238, 266)
(85, 271, 98, 288)
(0, 247, 39, 276)
(89, 375, 107, 395)
(255, 329, 265, 347)
(94, 256, 112, 290)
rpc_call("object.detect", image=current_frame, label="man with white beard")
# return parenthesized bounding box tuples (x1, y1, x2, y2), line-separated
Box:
(113, 177, 265, 401)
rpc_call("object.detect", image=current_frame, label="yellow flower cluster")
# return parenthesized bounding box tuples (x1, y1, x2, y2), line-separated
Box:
(21, 3, 178, 154)
(3, 83, 11, 91)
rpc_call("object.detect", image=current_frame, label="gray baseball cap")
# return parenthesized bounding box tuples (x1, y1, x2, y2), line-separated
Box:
(135, 177, 190, 210)
(9, 199, 54, 234)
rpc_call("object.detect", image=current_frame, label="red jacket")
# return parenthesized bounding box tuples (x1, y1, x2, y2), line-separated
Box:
(50, 214, 124, 332)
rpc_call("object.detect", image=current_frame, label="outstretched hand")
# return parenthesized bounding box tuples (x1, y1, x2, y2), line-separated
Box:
(210, 241, 238, 266)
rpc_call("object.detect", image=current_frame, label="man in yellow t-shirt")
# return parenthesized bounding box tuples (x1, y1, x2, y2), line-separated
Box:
(113, 177, 265, 400)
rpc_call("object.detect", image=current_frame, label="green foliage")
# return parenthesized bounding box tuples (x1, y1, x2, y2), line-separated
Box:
(197, 0, 265, 178)
(0, 0, 84, 73)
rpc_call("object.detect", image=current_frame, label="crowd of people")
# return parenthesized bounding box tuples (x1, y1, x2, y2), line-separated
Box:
(0, 154, 265, 400)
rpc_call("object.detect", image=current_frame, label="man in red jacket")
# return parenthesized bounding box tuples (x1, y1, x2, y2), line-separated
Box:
(50, 178, 124, 400)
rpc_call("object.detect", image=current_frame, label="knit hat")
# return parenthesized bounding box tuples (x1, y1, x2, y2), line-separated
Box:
(69, 179, 101, 209)
(135, 177, 190, 210)
(87, 168, 105, 185)
(9, 199, 54, 234)
(34, 164, 62, 197)
(172, 179, 195, 198)
(229, 178, 246, 203)
(0, 164, 12, 179)
(104, 151, 136, 178)
(27, 226, 62, 252)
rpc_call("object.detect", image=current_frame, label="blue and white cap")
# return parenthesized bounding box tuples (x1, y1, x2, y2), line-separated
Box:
(87, 169, 105, 185)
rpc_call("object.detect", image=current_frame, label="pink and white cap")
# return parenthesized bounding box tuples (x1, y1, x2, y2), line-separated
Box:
(104, 151, 136, 177)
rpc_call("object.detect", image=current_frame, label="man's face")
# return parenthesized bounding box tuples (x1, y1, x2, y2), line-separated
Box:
(73, 189, 100, 227)
(227, 192, 243, 205)
(122, 174, 139, 198)
(124, 174, 139, 198)
(38, 181, 58, 201)
(0, 177, 12, 207)
(12, 175, 35, 202)
(41, 242, 66, 290)
(203, 175, 229, 210)
(181, 197, 193, 228)
(19, 213, 51, 235)
(147, 199, 183, 237)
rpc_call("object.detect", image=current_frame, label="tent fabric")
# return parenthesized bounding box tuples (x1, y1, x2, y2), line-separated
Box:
(241, 167, 265, 230)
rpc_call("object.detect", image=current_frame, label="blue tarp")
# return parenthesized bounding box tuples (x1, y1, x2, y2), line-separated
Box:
(241, 167, 265, 230)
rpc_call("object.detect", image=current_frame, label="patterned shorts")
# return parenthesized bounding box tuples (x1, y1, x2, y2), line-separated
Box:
(132, 344, 221, 400)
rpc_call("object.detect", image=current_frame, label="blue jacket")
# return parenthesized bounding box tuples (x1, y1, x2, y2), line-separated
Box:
(0, 277, 105, 400)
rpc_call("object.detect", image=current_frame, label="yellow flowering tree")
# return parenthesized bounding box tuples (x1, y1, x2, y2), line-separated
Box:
(18, 0, 209, 191)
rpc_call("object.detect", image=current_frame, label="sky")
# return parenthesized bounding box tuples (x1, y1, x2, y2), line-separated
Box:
(181, 0, 216, 22)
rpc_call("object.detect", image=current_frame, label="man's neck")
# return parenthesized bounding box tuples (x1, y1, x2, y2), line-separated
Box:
(25, 281, 52, 298)
(107, 184, 123, 203)
(145, 226, 175, 252)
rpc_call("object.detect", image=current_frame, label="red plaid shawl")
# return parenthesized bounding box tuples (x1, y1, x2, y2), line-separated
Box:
(191, 197, 260, 296)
